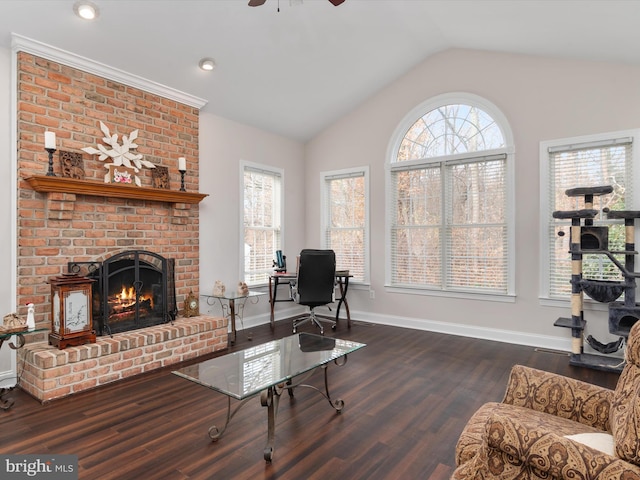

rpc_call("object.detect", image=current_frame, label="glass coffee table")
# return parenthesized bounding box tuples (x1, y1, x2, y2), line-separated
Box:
(173, 333, 366, 462)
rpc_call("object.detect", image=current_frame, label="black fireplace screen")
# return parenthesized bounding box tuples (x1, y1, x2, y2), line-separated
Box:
(68, 250, 177, 335)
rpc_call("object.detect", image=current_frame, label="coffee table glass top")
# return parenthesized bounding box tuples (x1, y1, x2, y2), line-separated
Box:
(173, 333, 365, 400)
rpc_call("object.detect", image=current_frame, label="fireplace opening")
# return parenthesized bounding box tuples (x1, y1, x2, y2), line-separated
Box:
(69, 250, 177, 335)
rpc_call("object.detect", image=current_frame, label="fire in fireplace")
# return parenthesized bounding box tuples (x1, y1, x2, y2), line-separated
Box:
(69, 250, 177, 335)
(109, 283, 155, 324)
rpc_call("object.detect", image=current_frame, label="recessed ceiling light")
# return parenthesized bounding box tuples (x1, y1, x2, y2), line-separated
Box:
(199, 58, 216, 71)
(73, 1, 100, 20)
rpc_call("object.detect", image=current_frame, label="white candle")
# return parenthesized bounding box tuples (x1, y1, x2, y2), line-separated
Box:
(44, 131, 56, 149)
(178, 157, 186, 171)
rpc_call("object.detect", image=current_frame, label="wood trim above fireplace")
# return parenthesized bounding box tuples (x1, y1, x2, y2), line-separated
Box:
(24, 175, 208, 204)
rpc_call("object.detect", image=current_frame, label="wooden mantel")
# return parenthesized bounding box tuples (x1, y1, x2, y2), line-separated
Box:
(24, 175, 208, 204)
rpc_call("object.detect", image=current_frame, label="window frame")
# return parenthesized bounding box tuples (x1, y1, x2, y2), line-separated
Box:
(385, 92, 516, 302)
(240, 160, 285, 287)
(539, 129, 640, 306)
(320, 166, 370, 285)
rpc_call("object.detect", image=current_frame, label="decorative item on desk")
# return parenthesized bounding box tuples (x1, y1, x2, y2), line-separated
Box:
(44, 131, 56, 176)
(237, 281, 249, 296)
(178, 157, 186, 192)
(59, 151, 84, 179)
(273, 249, 287, 272)
(213, 280, 226, 296)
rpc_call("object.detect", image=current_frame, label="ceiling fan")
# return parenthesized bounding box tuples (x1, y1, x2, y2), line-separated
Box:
(249, 0, 345, 6)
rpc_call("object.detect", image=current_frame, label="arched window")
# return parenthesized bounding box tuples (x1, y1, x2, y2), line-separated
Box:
(398, 104, 505, 160)
(386, 93, 514, 298)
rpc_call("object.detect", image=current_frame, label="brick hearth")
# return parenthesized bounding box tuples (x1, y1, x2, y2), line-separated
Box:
(18, 316, 227, 402)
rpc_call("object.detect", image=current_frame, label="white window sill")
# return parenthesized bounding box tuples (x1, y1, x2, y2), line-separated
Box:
(384, 285, 516, 303)
(539, 296, 609, 312)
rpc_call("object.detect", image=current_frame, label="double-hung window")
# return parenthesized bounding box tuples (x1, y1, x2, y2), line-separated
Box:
(242, 162, 283, 286)
(321, 167, 369, 283)
(540, 131, 638, 300)
(387, 94, 514, 298)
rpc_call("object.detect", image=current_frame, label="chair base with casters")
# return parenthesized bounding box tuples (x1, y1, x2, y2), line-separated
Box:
(292, 307, 336, 335)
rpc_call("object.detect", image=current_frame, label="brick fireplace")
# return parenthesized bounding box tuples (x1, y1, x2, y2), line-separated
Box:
(13, 45, 227, 402)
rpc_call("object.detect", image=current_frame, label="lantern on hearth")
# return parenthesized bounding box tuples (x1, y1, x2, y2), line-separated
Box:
(48, 274, 96, 350)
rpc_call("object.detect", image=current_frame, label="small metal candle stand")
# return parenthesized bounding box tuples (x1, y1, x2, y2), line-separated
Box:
(45, 148, 56, 176)
(179, 168, 186, 191)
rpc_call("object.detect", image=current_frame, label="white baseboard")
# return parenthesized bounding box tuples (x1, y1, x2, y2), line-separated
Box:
(357, 311, 574, 352)
(247, 307, 574, 352)
(203, 307, 629, 361)
(0, 369, 17, 388)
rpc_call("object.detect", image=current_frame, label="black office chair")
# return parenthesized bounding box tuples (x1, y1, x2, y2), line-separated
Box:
(291, 249, 336, 334)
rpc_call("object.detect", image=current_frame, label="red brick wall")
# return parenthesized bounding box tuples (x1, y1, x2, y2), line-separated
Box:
(16, 52, 202, 331)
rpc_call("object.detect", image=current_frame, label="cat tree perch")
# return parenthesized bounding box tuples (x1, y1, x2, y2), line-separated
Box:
(553, 185, 640, 372)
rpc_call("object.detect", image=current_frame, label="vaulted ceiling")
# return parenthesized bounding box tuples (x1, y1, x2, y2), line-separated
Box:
(1, 0, 639, 142)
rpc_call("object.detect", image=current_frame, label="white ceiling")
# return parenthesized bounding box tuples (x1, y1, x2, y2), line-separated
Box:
(1, 0, 639, 142)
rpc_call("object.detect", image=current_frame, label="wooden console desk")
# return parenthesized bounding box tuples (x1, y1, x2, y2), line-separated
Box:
(268, 271, 352, 329)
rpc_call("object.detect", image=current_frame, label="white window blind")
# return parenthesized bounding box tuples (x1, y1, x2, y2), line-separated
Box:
(323, 169, 368, 282)
(387, 96, 514, 297)
(390, 163, 442, 287)
(390, 154, 508, 292)
(546, 138, 633, 298)
(243, 165, 282, 286)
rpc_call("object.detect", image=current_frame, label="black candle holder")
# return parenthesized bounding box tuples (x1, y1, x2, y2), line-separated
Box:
(179, 169, 186, 191)
(45, 148, 56, 176)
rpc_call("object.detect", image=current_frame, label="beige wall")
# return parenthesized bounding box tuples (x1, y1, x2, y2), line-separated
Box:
(304, 48, 640, 350)
(197, 112, 306, 322)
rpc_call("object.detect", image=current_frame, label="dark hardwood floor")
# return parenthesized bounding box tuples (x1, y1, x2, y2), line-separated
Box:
(0, 319, 620, 480)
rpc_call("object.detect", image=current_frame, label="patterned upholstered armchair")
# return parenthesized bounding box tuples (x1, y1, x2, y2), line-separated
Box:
(453, 321, 640, 479)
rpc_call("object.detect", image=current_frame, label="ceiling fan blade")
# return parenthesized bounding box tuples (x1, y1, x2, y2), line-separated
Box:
(248, 0, 267, 6)
(328, 0, 345, 5)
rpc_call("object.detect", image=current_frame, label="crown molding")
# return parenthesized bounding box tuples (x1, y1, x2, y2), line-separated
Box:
(11, 33, 207, 110)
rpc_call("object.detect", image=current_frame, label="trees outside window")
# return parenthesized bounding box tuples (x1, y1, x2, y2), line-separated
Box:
(322, 167, 369, 283)
(387, 94, 514, 297)
(242, 163, 283, 286)
(540, 132, 637, 300)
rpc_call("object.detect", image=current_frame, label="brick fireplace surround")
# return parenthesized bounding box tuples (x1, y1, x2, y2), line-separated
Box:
(14, 49, 227, 402)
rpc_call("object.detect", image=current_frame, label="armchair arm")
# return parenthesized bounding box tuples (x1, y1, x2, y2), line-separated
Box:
(483, 413, 640, 480)
(503, 364, 614, 431)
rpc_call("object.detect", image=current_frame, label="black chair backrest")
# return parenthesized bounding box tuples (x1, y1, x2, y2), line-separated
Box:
(296, 249, 336, 306)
